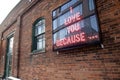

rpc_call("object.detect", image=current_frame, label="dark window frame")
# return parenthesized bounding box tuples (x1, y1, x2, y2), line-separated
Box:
(3, 33, 14, 78)
(52, 0, 101, 51)
(32, 18, 45, 53)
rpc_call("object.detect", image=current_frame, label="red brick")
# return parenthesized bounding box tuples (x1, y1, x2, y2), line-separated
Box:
(0, 0, 120, 80)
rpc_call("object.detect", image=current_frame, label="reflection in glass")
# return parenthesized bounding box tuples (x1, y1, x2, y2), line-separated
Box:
(59, 11, 70, 26)
(53, 10, 56, 17)
(37, 35, 45, 50)
(8, 37, 14, 54)
(90, 15, 98, 32)
(61, 0, 78, 11)
(53, 3, 83, 29)
(89, 0, 95, 11)
(53, 19, 58, 30)
(73, 4, 82, 15)
(35, 19, 45, 35)
(60, 28, 67, 39)
(79, 20, 84, 28)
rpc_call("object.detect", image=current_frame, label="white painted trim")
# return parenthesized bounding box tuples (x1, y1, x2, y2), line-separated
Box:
(7, 76, 21, 80)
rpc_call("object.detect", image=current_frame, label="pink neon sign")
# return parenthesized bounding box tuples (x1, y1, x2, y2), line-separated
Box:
(53, 4, 100, 50)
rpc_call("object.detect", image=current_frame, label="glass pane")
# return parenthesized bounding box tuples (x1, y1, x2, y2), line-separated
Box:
(55, 3, 82, 27)
(35, 19, 45, 35)
(61, 0, 78, 11)
(8, 37, 14, 53)
(53, 19, 58, 30)
(61, 3, 68, 11)
(36, 19, 45, 26)
(80, 15, 99, 36)
(59, 12, 70, 26)
(41, 24, 45, 33)
(79, 20, 84, 28)
(90, 15, 98, 32)
(8, 55, 12, 76)
(60, 28, 67, 39)
(74, 4, 82, 15)
(89, 0, 95, 11)
(37, 34, 45, 50)
(41, 19, 45, 33)
(82, 17, 92, 35)
(54, 31, 61, 45)
(53, 33, 57, 44)
(53, 10, 56, 17)
(37, 26, 42, 35)
(37, 40, 42, 50)
(69, 0, 78, 6)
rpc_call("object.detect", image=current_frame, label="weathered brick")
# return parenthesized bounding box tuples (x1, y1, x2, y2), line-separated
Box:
(0, 0, 120, 80)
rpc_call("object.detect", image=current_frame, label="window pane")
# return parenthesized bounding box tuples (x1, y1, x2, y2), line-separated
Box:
(41, 19, 45, 33)
(60, 28, 67, 39)
(74, 4, 82, 15)
(90, 15, 98, 32)
(37, 34, 45, 50)
(36, 19, 45, 26)
(53, 33, 57, 44)
(54, 31, 60, 43)
(41, 24, 45, 33)
(61, 0, 78, 11)
(37, 40, 42, 50)
(80, 16, 99, 36)
(59, 12, 70, 26)
(69, 0, 78, 7)
(35, 19, 45, 35)
(53, 10, 56, 17)
(59, 4, 82, 27)
(79, 20, 84, 28)
(53, 19, 58, 30)
(36, 26, 42, 35)
(81, 17, 92, 35)
(89, 0, 95, 11)
(8, 37, 14, 53)
(61, 2, 69, 11)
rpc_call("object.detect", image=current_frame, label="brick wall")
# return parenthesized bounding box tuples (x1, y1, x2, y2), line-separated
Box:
(0, 0, 31, 77)
(0, 0, 120, 80)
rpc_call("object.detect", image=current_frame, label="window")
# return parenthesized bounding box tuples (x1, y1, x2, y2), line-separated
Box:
(32, 18, 45, 52)
(4, 35, 14, 78)
(89, 0, 95, 11)
(52, 0, 101, 50)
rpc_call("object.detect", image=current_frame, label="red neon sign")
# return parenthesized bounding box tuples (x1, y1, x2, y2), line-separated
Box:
(53, 6, 100, 50)
(67, 23, 80, 34)
(64, 12, 82, 26)
(55, 7, 84, 48)
(56, 32, 86, 47)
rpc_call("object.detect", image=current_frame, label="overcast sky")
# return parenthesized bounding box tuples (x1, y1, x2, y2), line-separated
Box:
(0, 0, 20, 24)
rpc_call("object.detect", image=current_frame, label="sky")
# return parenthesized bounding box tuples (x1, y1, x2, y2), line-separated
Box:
(0, 0, 20, 24)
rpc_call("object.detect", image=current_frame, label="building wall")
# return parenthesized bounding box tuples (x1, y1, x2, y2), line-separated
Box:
(0, 0, 120, 80)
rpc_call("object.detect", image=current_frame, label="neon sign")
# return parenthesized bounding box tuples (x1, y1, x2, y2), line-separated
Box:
(56, 32, 86, 47)
(64, 12, 82, 26)
(52, 1, 101, 50)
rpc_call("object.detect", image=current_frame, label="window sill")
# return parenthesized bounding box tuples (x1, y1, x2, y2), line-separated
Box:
(31, 49, 45, 55)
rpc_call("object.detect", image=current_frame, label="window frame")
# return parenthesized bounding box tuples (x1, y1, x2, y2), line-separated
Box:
(32, 18, 45, 53)
(52, 0, 102, 51)
(3, 33, 14, 78)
